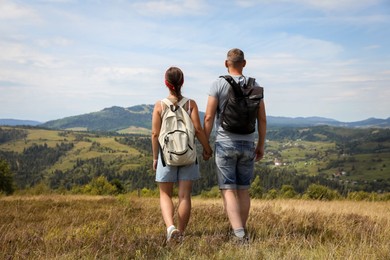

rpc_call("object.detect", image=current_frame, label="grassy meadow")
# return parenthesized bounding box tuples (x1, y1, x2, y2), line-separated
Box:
(1, 195, 389, 259)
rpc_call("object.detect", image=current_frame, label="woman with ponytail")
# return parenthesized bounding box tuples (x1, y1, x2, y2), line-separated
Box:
(151, 66, 212, 243)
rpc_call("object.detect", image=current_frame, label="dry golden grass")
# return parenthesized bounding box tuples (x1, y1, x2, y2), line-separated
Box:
(1, 195, 389, 259)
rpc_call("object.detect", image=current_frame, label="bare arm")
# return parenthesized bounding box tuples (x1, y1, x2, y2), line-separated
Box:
(203, 95, 218, 140)
(151, 101, 162, 170)
(189, 100, 212, 157)
(255, 100, 267, 161)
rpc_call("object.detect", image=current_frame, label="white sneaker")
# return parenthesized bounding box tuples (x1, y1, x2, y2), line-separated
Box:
(167, 228, 180, 242)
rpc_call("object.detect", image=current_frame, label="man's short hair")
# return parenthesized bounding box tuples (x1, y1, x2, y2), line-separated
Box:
(227, 48, 245, 62)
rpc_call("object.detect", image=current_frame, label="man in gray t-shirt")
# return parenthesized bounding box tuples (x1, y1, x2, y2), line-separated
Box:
(204, 48, 267, 241)
(208, 75, 262, 143)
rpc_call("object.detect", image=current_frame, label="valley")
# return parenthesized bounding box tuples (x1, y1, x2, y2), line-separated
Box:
(1, 125, 389, 195)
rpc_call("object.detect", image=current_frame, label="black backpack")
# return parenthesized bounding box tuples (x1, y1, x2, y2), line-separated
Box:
(219, 75, 264, 135)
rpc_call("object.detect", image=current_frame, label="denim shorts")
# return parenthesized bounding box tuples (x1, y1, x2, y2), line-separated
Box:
(215, 141, 255, 189)
(155, 154, 200, 183)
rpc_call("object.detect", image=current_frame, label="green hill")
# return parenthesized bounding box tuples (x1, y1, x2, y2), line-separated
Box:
(0, 127, 150, 189)
(40, 105, 154, 132)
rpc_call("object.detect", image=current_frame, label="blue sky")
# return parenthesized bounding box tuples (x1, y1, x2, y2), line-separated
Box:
(1, 0, 389, 122)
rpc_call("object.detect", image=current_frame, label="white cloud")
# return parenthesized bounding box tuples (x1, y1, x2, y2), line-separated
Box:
(364, 45, 381, 50)
(235, 0, 382, 11)
(35, 37, 74, 48)
(294, 0, 382, 11)
(0, 0, 38, 20)
(94, 67, 157, 79)
(131, 0, 209, 16)
(0, 41, 68, 69)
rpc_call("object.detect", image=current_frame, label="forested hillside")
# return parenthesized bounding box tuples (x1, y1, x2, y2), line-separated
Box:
(0, 126, 389, 195)
(37, 104, 390, 132)
(40, 105, 154, 132)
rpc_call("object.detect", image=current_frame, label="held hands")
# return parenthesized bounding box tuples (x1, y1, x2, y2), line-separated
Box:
(202, 145, 213, 161)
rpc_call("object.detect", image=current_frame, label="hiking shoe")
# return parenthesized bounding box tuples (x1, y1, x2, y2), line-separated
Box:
(231, 234, 250, 245)
(167, 228, 180, 242)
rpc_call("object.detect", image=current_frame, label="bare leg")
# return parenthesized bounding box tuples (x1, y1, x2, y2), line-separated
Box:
(177, 180, 193, 233)
(237, 189, 250, 227)
(159, 182, 175, 228)
(221, 189, 244, 230)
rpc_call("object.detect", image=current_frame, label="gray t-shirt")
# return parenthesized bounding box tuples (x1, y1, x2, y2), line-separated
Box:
(208, 75, 260, 142)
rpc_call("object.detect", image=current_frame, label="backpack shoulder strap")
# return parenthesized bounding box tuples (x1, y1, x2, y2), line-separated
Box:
(220, 75, 243, 96)
(177, 97, 189, 107)
(161, 98, 174, 107)
(160, 98, 174, 118)
(178, 97, 192, 115)
(247, 77, 256, 87)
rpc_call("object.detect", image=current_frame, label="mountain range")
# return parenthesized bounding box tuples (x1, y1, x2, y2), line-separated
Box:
(0, 119, 42, 126)
(1, 104, 389, 131)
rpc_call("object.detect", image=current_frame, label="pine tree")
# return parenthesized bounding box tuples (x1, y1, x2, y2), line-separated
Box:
(250, 175, 263, 198)
(0, 159, 14, 195)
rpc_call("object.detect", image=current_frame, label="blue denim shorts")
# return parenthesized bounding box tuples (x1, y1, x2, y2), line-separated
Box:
(215, 141, 255, 189)
(155, 154, 200, 182)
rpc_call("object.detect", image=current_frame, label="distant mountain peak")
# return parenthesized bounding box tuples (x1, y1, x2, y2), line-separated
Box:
(126, 104, 154, 114)
(102, 106, 124, 111)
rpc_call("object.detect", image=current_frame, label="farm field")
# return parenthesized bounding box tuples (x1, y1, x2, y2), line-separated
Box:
(1, 195, 389, 259)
